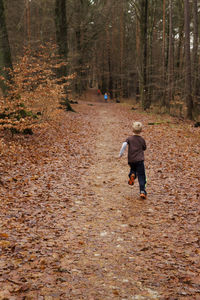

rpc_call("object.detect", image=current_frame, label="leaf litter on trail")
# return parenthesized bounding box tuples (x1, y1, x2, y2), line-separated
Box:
(0, 100, 199, 298)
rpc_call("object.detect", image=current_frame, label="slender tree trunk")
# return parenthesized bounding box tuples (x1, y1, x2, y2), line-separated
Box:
(119, 0, 124, 99)
(168, 0, 174, 108)
(140, 0, 149, 110)
(136, 17, 140, 102)
(192, 0, 199, 110)
(55, 0, 68, 79)
(25, 0, 31, 45)
(162, 0, 166, 106)
(175, 2, 184, 97)
(74, 0, 89, 95)
(184, 0, 193, 119)
(101, 46, 106, 94)
(0, 0, 13, 95)
(75, 27, 83, 93)
(107, 28, 113, 99)
(148, 0, 156, 107)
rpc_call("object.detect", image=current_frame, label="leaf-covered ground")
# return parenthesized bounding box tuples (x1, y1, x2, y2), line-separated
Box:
(0, 91, 200, 299)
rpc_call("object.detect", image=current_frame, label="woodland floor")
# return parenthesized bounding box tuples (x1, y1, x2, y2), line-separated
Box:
(0, 89, 200, 300)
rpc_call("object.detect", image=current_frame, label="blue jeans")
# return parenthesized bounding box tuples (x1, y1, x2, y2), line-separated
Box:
(128, 161, 147, 194)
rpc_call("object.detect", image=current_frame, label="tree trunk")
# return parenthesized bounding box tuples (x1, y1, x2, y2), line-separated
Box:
(140, 0, 149, 110)
(55, 0, 73, 111)
(55, 0, 68, 79)
(192, 0, 199, 114)
(162, 0, 166, 106)
(136, 16, 140, 102)
(25, 0, 31, 45)
(107, 27, 113, 99)
(0, 0, 13, 95)
(184, 0, 193, 119)
(168, 0, 174, 108)
(148, 0, 156, 107)
(143, 0, 149, 109)
(73, 0, 89, 95)
(55, 0, 68, 59)
(119, 0, 124, 99)
(175, 0, 184, 98)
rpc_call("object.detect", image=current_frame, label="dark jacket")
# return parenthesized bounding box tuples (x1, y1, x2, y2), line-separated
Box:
(126, 135, 146, 163)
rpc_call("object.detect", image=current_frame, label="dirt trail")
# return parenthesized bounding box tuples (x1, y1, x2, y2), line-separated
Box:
(61, 103, 160, 299)
(0, 89, 199, 299)
(59, 95, 199, 299)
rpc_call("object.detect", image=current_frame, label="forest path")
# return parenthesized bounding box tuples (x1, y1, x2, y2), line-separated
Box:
(59, 96, 199, 299)
(61, 102, 160, 299)
(0, 91, 199, 299)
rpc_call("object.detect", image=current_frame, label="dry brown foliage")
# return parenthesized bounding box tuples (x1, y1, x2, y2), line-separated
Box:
(0, 90, 199, 299)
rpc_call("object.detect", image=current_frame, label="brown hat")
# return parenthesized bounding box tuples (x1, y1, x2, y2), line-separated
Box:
(133, 121, 142, 133)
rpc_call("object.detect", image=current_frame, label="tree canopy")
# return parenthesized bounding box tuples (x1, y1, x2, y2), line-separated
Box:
(0, 0, 199, 120)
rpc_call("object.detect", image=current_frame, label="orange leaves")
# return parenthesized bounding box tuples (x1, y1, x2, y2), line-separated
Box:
(0, 240, 11, 248)
(0, 43, 69, 135)
(0, 232, 9, 238)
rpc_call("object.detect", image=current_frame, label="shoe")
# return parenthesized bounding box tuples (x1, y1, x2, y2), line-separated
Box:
(140, 191, 146, 199)
(128, 174, 135, 185)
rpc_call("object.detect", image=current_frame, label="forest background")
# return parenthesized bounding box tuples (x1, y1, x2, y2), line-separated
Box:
(0, 1, 200, 298)
(0, 0, 200, 135)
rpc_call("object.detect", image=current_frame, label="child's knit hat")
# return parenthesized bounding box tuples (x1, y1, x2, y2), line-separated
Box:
(133, 121, 142, 134)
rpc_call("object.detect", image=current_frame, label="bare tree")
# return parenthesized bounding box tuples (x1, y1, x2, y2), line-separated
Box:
(55, 0, 68, 59)
(192, 0, 199, 114)
(174, 0, 184, 94)
(141, 0, 149, 110)
(161, 0, 167, 106)
(184, 0, 193, 119)
(1, 0, 199, 120)
(168, 0, 174, 108)
(0, 0, 13, 95)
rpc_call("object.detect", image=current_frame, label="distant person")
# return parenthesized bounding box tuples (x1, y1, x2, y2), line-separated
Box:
(104, 92, 108, 102)
(119, 121, 147, 199)
(97, 89, 101, 96)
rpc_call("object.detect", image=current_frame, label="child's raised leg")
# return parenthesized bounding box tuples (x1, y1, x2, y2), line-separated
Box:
(128, 163, 136, 185)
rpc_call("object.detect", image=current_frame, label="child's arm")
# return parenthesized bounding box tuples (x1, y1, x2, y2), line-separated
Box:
(143, 139, 147, 151)
(119, 142, 128, 157)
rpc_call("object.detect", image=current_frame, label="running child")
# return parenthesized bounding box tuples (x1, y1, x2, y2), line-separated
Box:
(104, 93, 108, 102)
(119, 121, 147, 199)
